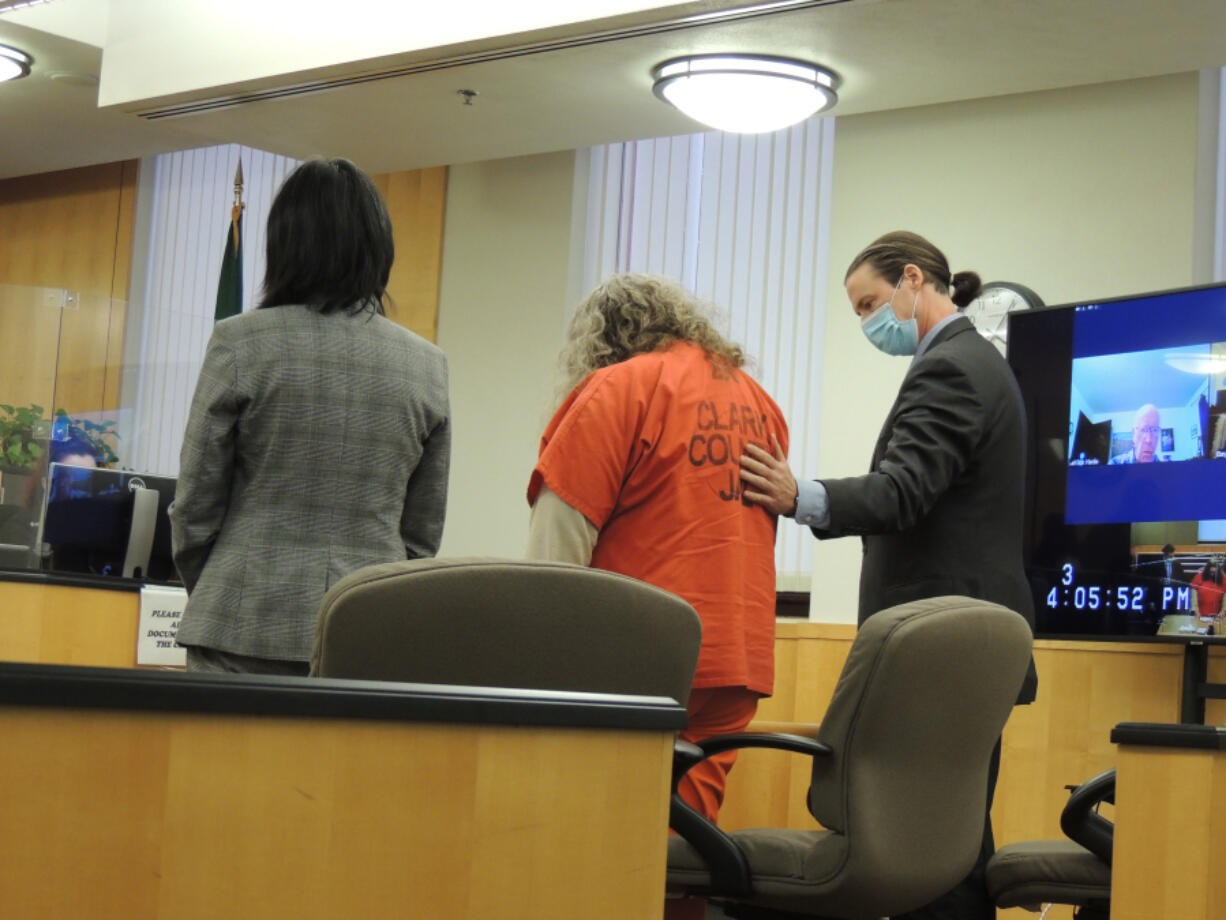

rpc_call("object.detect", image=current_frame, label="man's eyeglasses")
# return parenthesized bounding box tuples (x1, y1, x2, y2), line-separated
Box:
(1135, 426, 1160, 438)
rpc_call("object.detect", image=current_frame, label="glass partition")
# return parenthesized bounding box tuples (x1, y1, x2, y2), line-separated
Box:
(0, 283, 65, 568)
(0, 282, 138, 577)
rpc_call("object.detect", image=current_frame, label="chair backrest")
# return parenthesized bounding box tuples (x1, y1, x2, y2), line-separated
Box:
(806, 596, 1033, 917)
(310, 556, 703, 704)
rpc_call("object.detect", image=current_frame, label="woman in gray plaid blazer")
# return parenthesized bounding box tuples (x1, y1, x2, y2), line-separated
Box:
(170, 158, 450, 674)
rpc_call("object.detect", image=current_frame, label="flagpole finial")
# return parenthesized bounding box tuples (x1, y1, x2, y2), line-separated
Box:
(232, 160, 245, 209)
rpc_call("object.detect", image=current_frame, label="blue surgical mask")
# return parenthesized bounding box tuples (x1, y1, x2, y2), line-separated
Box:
(861, 276, 920, 356)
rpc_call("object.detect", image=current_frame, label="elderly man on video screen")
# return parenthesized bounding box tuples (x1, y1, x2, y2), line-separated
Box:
(1111, 403, 1165, 464)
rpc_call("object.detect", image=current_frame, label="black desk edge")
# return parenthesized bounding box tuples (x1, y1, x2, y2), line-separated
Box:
(0, 566, 173, 593)
(0, 661, 687, 732)
(1111, 721, 1226, 750)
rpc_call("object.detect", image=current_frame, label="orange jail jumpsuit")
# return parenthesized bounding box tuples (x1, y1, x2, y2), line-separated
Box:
(528, 340, 788, 820)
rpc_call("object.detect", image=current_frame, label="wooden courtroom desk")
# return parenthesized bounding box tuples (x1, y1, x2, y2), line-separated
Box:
(0, 663, 685, 920)
(0, 571, 144, 667)
(1156, 613, 1222, 639)
(1110, 722, 1226, 920)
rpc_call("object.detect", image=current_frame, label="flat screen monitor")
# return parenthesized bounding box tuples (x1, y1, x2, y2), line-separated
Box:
(1008, 281, 1226, 642)
(39, 464, 180, 584)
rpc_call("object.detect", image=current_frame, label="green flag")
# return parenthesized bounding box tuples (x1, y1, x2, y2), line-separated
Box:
(214, 162, 244, 322)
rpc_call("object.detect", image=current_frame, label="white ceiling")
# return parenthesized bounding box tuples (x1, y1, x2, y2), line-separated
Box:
(0, 18, 206, 179)
(4, 0, 1226, 180)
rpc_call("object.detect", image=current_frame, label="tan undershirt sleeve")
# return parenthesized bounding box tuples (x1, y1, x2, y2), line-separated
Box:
(526, 483, 599, 566)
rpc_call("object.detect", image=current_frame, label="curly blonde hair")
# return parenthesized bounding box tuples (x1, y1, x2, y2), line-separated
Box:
(556, 274, 745, 401)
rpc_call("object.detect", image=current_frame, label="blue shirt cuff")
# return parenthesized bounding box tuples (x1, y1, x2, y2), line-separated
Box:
(795, 479, 830, 529)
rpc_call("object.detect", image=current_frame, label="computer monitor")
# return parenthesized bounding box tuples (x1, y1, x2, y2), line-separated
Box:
(39, 464, 180, 584)
(1008, 281, 1226, 642)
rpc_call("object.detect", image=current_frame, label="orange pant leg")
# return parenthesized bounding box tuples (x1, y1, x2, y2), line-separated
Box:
(676, 685, 761, 819)
(666, 686, 761, 920)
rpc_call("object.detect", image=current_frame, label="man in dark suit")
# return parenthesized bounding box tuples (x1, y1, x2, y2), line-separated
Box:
(740, 231, 1036, 920)
(1160, 543, 1181, 586)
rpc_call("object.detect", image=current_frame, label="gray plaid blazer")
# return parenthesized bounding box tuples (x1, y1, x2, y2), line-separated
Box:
(170, 304, 450, 661)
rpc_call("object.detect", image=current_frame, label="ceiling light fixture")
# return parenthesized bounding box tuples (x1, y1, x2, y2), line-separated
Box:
(1163, 352, 1226, 376)
(0, 0, 57, 10)
(0, 44, 32, 83)
(0, 0, 59, 12)
(652, 54, 839, 134)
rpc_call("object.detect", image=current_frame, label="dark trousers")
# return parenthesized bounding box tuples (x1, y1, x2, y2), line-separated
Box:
(892, 738, 1002, 920)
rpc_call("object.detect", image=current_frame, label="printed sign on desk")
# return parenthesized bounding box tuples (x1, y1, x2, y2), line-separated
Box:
(137, 585, 188, 667)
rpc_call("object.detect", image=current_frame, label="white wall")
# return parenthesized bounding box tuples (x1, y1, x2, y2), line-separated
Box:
(433, 73, 1205, 611)
(808, 72, 1201, 621)
(435, 151, 576, 558)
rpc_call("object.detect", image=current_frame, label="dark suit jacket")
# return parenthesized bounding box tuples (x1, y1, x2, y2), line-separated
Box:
(1161, 557, 1189, 587)
(814, 316, 1038, 704)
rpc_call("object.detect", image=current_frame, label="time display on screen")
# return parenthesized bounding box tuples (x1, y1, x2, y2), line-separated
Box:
(1044, 563, 1191, 611)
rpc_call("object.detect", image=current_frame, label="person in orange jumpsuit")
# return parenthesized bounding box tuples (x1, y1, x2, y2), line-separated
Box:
(526, 273, 789, 920)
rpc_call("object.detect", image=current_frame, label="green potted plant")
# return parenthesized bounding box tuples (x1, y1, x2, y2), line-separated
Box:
(0, 405, 120, 473)
(0, 403, 47, 472)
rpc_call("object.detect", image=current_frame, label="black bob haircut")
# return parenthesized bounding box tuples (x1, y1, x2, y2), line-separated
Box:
(259, 157, 394, 316)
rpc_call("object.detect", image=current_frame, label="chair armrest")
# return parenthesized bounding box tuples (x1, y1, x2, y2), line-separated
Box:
(668, 733, 834, 898)
(744, 719, 822, 737)
(691, 731, 833, 760)
(1059, 768, 1115, 866)
(668, 788, 753, 897)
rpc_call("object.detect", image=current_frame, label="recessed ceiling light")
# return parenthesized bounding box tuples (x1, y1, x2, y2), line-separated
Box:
(0, 44, 32, 83)
(652, 54, 839, 134)
(0, 0, 59, 12)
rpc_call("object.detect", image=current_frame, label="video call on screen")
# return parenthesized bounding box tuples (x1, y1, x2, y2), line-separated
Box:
(1064, 286, 1226, 523)
(1008, 282, 1226, 638)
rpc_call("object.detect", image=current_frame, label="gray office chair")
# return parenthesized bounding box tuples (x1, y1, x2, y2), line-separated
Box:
(310, 556, 702, 703)
(986, 770, 1114, 920)
(667, 596, 1033, 919)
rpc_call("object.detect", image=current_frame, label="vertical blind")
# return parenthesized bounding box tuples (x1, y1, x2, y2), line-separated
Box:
(125, 144, 300, 476)
(577, 118, 836, 584)
(1216, 68, 1226, 283)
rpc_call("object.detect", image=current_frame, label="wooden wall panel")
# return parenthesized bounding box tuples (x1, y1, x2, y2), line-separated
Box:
(997, 642, 1182, 843)
(0, 581, 139, 668)
(717, 623, 853, 832)
(371, 166, 447, 343)
(0, 161, 138, 417)
(1208, 649, 1226, 725)
(0, 164, 124, 291)
(103, 160, 139, 410)
(0, 285, 62, 417)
